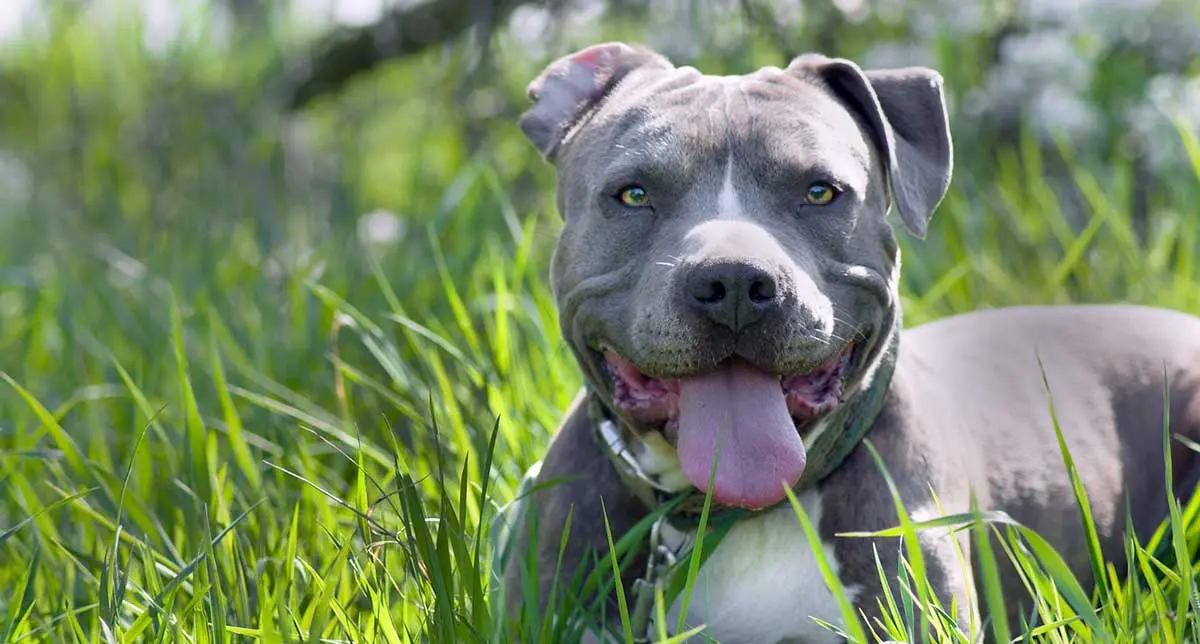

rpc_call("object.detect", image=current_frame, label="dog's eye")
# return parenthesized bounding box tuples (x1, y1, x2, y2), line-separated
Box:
(804, 182, 840, 206)
(616, 185, 652, 208)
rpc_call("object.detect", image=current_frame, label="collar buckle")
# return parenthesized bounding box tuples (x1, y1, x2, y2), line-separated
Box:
(630, 514, 694, 642)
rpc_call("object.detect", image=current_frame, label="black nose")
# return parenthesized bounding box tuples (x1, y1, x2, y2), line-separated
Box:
(686, 262, 781, 332)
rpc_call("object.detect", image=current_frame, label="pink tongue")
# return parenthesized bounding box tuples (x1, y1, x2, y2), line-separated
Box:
(676, 361, 807, 510)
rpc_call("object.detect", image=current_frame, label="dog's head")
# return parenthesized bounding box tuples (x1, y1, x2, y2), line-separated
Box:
(520, 42, 952, 510)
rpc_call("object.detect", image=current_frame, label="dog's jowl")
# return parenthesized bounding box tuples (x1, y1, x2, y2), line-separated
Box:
(495, 42, 1200, 643)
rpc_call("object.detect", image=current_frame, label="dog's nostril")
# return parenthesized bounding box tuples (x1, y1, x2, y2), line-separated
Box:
(693, 280, 727, 304)
(748, 278, 776, 303)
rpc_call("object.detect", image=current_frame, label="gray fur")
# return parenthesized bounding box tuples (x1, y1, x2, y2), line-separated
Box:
(501, 42, 1200, 643)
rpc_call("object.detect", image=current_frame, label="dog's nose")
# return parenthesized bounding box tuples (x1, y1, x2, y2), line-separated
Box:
(686, 262, 781, 332)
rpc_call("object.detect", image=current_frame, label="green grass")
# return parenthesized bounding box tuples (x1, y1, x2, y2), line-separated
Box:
(4, 5, 1200, 643)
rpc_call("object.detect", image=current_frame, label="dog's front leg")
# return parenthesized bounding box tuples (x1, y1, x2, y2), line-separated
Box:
(499, 396, 652, 642)
(834, 521, 979, 643)
(817, 427, 982, 643)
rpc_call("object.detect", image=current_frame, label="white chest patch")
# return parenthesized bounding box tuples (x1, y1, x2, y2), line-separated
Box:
(664, 491, 857, 644)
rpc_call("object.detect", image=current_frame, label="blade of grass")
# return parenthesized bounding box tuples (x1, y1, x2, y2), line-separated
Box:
(1035, 353, 1109, 609)
(0, 543, 39, 644)
(783, 487, 870, 644)
(599, 499, 635, 643)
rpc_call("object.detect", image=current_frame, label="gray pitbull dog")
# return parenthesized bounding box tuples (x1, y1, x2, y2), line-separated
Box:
(496, 42, 1200, 643)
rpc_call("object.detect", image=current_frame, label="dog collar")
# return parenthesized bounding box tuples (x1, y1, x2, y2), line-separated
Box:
(585, 325, 900, 641)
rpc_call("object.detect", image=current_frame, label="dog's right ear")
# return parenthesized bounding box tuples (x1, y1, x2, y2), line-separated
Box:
(787, 54, 953, 239)
(520, 42, 673, 161)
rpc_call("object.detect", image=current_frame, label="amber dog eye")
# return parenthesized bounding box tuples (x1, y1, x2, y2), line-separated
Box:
(804, 182, 840, 206)
(616, 185, 652, 208)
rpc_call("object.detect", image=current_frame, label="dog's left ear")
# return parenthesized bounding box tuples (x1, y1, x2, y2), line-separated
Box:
(520, 42, 674, 161)
(788, 55, 953, 239)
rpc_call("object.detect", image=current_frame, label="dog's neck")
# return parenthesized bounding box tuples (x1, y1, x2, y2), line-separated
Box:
(587, 309, 901, 518)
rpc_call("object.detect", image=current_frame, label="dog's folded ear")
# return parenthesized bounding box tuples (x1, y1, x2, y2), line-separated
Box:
(520, 42, 674, 161)
(788, 55, 953, 239)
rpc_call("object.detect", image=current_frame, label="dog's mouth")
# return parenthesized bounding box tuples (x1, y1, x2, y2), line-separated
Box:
(598, 343, 857, 510)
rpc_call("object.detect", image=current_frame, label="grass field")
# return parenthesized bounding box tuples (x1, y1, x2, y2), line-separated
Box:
(4, 4, 1200, 643)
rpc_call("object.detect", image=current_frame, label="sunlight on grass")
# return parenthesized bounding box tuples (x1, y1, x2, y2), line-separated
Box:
(2, 4, 1200, 644)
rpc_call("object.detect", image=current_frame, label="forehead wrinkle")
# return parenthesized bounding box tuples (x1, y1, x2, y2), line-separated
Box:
(721, 78, 758, 153)
(738, 75, 873, 159)
(758, 126, 869, 186)
(612, 112, 685, 162)
(743, 86, 873, 188)
(702, 82, 729, 156)
(736, 83, 760, 138)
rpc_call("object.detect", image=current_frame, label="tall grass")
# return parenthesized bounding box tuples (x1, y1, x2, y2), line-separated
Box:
(3, 5, 1200, 643)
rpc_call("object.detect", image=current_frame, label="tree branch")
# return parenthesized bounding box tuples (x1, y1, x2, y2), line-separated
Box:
(282, 0, 539, 111)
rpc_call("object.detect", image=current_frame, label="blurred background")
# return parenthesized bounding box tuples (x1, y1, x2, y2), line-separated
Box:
(1, 0, 1198, 640)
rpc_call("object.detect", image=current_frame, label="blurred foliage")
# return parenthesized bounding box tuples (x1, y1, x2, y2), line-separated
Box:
(0, 0, 1198, 641)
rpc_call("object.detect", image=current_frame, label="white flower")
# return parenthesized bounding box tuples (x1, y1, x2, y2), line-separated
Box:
(862, 41, 936, 71)
(0, 151, 31, 210)
(507, 5, 554, 61)
(357, 209, 405, 247)
(997, 30, 1093, 91)
(1031, 85, 1101, 143)
(1128, 74, 1200, 171)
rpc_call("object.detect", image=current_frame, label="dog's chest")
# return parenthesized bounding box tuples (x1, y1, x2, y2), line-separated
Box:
(664, 491, 853, 644)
